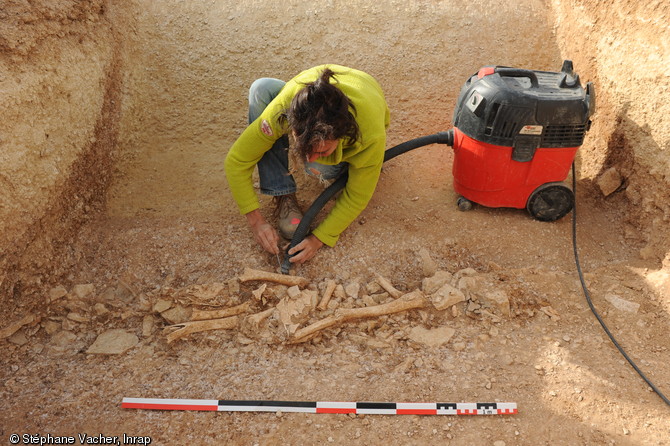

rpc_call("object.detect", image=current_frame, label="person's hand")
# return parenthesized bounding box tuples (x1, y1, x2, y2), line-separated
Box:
(288, 235, 324, 264)
(245, 209, 279, 255)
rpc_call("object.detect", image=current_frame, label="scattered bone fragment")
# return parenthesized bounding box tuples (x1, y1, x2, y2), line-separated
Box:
(291, 290, 427, 343)
(244, 307, 276, 332)
(251, 284, 267, 301)
(239, 267, 309, 288)
(190, 302, 252, 321)
(374, 273, 403, 298)
(165, 316, 239, 343)
(277, 291, 313, 335)
(317, 279, 337, 310)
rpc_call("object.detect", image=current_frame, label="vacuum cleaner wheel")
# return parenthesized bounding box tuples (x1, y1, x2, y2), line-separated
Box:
(526, 183, 574, 222)
(457, 196, 473, 211)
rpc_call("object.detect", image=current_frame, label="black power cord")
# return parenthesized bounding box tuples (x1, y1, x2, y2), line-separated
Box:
(571, 163, 670, 407)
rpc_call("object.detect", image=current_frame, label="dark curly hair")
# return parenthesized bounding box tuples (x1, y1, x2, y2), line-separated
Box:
(280, 68, 360, 160)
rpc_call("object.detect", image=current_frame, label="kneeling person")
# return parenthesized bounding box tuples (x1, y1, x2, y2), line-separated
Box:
(224, 65, 390, 264)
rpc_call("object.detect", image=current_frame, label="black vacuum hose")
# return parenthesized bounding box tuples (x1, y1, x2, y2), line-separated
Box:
(280, 130, 454, 274)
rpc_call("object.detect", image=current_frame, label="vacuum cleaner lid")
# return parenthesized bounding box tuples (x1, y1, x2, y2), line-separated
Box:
(453, 60, 595, 154)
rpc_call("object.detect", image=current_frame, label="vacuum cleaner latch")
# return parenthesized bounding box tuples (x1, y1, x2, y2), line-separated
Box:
(512, 133, 541, 162)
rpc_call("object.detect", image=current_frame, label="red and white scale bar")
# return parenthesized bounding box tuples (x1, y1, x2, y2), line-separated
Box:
(122, 398, 517, 416)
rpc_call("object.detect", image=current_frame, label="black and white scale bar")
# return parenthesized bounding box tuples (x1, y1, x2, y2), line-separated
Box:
(122, 398, 517, 415)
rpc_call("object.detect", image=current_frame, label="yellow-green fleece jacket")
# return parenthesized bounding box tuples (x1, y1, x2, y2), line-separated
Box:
(224, 64, 390, 247)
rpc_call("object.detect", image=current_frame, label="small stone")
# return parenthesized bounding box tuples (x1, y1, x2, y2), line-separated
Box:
(100, 287, 116, 302)
(333, 284, 346, 300)
(422, 271, 453, 294)
(48, 286, 68, 303)
(137, 293, 152, 312)
(457, 276, 477, 291)
(49, 331, 78, 349)
(365, 282, 382, 294)
(228, 279, 240, 294)
(418, 248, 438, 277)
(42, 320, 61, 335)
(114, 281, 136, 302)
(597, 167, 622, 197)
(286, 285, 302, 299)
(408, 326, 455, 347)
(430, 283, 466, 311)
(87, 329, 139, 355)
(8, 330, 28, 346)
(604, 294, 640, 313)
(94, 303, 109, 315)
(142, 315, 155, 337)
(72, 284, 95, 300)
(452, 342, 466, 352)
(494, 441, 506, 446)
(67, 313, 89, 323)
(344, 281, 361, 299)
(153, 299, 172, 313)
(61, 318, 78, 332)
(480, 290, 511, 316)
(454, 268, 477, 280)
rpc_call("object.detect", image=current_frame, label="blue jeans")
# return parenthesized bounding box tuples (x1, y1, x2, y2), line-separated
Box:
(249, 78, 347, 196)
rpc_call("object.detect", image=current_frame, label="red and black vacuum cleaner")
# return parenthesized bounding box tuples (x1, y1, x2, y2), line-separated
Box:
(451, 60, 595, 221)
(281, 60, 595, 272)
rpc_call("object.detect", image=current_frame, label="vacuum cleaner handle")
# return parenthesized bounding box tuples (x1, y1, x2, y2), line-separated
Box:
(495, 68, 539, 87)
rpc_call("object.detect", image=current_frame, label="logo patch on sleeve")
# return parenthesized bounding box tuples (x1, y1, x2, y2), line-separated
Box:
(260, 119, 274, 137)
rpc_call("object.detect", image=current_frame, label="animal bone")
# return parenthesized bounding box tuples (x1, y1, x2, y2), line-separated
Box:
(190, 302, 252, 321)
(375, 273, 403, 298)
(317, 279, 337, 310)
(244, 307, 276, 330)
(165, 316, 239, 343)
(291, 290, 427, 343)
(238, 267, 309, 288)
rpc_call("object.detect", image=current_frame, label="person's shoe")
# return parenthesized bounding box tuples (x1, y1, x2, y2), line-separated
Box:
(273, 194, 303, 239)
